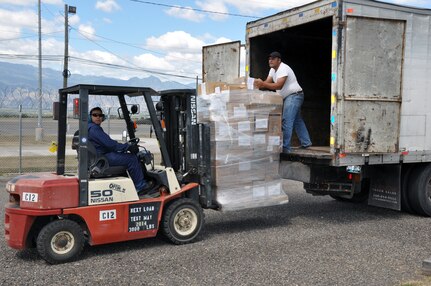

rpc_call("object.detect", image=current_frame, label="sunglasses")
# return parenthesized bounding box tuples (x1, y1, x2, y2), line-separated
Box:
(91, 113, 105, 118)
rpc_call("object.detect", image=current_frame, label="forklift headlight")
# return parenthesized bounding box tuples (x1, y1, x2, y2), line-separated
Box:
(6, 182, 15, 193)
(346, 165, 361, 174)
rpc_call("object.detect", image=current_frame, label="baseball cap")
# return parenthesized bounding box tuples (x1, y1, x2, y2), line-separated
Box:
(269, 51, 281, 59)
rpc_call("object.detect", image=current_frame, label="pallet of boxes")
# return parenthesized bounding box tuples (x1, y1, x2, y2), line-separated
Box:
(197, 80, 289, 211)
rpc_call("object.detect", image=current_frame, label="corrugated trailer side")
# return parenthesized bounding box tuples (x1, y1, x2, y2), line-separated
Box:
(245, 0, 431, 215)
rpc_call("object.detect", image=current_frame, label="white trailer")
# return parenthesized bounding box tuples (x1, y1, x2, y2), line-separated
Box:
(203, 0, 431, 216)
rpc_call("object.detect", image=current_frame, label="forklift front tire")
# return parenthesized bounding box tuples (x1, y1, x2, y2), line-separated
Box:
(36, 219, 85, 264)
(162, 198, 204, 245)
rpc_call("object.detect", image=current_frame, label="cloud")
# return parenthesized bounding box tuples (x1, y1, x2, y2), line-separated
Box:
(165, 6, 205, 22)
(79, 50, 120, 64)
(146, 31, 206, 52)
(95, 0, 121, 13)
(69, 50, 129, 78)
(0, 9, 37, 30)
(0, 8, 63, 40)
(78, 24, 96, 40)
(133, 53, 176, 72)
(214, 37, 233, 44)
(68, 14, 81, 26)
(196, 1, 229, 21)
(141, 31, 237, 80)
(164, 51, 202, 77)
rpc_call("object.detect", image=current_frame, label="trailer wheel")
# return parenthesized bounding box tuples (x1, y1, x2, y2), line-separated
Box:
(36, 219, 85, 264)
(162, 198, 204, 245)
(407, 164, 431, 216)
(401, 165, 414, 214)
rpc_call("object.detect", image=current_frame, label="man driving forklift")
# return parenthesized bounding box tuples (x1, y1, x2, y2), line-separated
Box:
(88, 106, 155, 195)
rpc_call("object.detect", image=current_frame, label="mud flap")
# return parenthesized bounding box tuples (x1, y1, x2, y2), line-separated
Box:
(367, 164, 401, 210)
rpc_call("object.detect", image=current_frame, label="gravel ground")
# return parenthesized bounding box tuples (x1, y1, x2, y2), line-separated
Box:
(1, 176, 430, 286)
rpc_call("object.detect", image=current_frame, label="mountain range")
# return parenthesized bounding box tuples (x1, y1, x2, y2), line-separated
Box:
(0, 61, 195, 92)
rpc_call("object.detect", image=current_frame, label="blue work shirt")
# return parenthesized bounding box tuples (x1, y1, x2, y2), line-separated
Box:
(88, 122, 128, 155)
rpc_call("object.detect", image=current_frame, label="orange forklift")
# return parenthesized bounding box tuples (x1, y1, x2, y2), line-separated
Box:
(4, 84, 214, 264)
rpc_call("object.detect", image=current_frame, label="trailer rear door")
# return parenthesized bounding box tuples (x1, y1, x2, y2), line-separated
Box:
(202, 41, 241, 83)
(342, 16, 405, 153)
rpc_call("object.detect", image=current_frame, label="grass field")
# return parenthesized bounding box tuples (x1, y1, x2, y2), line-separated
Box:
(0, 155, 78, 175)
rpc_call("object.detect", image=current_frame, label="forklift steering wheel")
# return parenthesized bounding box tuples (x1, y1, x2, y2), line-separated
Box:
(127, 138, 140, 145)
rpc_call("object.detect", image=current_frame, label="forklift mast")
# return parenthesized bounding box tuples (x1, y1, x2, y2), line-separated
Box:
(158, 90, 214, 208)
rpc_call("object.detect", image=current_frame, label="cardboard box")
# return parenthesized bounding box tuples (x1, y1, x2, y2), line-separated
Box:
(268, 113, 282, 135)
(211, 164, 265, 187)
(198, 82, 228, 96)
(211, 141, 254, 165)
(254, 114, 270, 132)
(211, 155, 279, 187)
(198, 82, 247, 96)
(210, 121, 254, 142)
(226, 83, 247, 91)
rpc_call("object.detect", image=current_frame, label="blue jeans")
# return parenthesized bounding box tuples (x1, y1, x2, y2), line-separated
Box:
(282, 92, 312, 152)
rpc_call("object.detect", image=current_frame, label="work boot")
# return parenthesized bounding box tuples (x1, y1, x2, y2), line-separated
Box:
(282, 147, 291, 153)
(138, 181, 159, 198)
(139, 190, 160, 199)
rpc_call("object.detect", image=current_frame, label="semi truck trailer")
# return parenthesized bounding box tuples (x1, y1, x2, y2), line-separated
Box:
(203, 0, 431, 216)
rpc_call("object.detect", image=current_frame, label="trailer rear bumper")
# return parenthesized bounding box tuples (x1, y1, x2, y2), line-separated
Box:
(4, 203, 61, 249)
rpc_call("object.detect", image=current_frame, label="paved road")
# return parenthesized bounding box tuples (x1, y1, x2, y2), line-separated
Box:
(1, 177, 430, 285)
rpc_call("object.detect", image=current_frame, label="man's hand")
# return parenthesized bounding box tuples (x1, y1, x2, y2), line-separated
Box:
(254, 78, 264, 89)
(127, 144, 139, 154)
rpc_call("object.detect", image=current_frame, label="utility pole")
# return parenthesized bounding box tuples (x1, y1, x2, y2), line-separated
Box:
(63, 5, 76, 88)
(35, 0, 43, 141)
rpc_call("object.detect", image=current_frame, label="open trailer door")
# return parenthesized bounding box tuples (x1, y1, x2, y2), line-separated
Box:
(342, 16, 404, 153)
(202, 41, 241, 83)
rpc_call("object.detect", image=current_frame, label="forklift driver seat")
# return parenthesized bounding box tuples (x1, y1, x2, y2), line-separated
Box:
(72, 131, 127, 178)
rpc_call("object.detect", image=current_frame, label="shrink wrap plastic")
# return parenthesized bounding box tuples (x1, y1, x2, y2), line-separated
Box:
(197, 83, 289, 211)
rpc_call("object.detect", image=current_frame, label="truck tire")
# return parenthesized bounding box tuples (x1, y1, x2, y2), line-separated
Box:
(407, 164, 431, 216)
(36, 219, 85, 264)
(161, 198, 204, 245)
(401, 165, 415, 214)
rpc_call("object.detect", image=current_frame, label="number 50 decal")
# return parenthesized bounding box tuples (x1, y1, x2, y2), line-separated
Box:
(91, 189, 113, 198)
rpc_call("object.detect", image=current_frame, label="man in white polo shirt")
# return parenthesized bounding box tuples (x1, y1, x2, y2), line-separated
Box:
(254, 51, 312, 153)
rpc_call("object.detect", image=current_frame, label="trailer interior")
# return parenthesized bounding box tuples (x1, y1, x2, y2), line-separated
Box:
(248, 17, 333, 155)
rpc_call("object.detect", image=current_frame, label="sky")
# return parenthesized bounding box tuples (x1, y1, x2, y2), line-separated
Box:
(0, 0, 430, 86)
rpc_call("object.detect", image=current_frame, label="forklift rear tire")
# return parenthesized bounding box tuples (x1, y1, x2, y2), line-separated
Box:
(36, 219, 85, 264)
(407, 164, 431, 217)
(162, 198, 204, 245)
